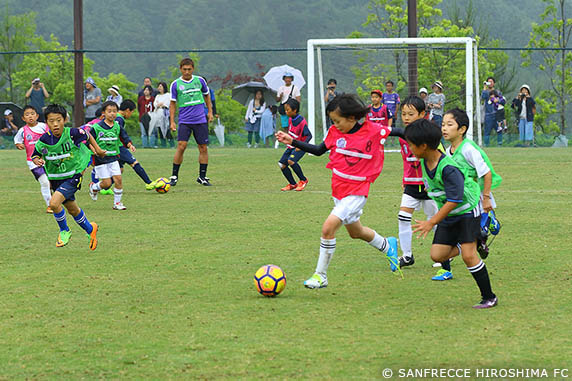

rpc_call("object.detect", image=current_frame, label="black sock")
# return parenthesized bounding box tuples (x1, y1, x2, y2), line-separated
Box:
(133, 163, 151, 184)
(255, 133, 260, 144)
(281, 166, 296, 185)
(468, 261, 495, 300)
(248, 131, 253, 144)
(172, 163, 180, 177)
(290, 163, 306, 181)
(441, 259, 451, 271)
(199, 163, 207, 178)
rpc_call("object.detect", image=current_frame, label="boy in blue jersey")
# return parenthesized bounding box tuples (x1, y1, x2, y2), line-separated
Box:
(169, 58, 214, 186)
(406, 119, 497, 309)
(382, 80, 400, 126)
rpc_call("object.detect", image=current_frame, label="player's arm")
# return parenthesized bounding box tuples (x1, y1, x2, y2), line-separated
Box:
(388, 127, 405, 139)
(86, 129, 106, 157)
(119, 125, 135, 152)
(413, 201, 458, 239)
(169, 100, 177, 131)
(14, 128, 25, 149)
(481, 171, 493, 212)
(31, 148, 44, 166)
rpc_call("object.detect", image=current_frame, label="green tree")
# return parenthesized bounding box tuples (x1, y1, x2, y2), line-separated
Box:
(522, 0, 572, 136)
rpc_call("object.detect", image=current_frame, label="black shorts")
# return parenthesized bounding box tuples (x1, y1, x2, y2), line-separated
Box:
(404, 184, 430, 200)
(433, 215, 480, 246)
(279, 147, 305, 165)
(178, 123, 209, 145)
(50, 173, 83, 202)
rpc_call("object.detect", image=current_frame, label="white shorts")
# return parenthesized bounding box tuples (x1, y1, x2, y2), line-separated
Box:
(26, 160, 39, 170)
(94, 161, 121, 179)
(400, 193, 438, 217)
(331, 195, 367, 225)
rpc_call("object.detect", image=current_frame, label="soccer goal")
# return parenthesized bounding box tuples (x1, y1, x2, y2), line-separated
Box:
(306, 37, 481, 145)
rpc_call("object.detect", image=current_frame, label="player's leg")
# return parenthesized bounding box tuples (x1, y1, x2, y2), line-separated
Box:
(288, 150, 308, 191)
(49, 190, 72, 247)
(429, 243, 455, 280)
(171, 123, 191, 186)
(194, 123, 211, 186)
(278, 149, 297, 191)
(398, 194, 418, 267)
(31, 166, 52, 211)
(89, 164, 111, 200)
(63, 199, 98, 250)
(304, 213, 343, 289)
(110, 162, 125, 210)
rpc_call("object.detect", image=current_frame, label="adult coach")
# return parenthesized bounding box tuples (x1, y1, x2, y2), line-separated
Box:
(169, 58, 214, 186)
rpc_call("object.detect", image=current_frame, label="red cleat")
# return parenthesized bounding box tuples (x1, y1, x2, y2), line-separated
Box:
(281, 184, 297, 191)
(295, 179, 308, 191)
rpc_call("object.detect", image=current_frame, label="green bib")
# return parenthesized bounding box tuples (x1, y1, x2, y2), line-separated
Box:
(421, 155, 480, 216)
(450, 139, 502, 191)
(35, 128, 91, 180)
(175, 77, 205, 108)
(92, 121, 120, 156)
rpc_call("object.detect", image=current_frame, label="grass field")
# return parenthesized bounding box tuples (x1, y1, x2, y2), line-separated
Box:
(0, 146, 571, 379)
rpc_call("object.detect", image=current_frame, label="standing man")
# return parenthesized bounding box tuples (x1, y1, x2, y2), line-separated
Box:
(382, 80, 400, 126)
(324, 78, 339, 129)
(25, 78, 49, 121)
(481, 76, 504, 146)
(84, 77, 102, 123)
(138, 77, 158, 97)
(169, 58, 213, 187)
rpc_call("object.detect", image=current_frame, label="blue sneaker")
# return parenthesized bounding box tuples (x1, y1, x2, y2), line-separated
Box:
(432, 269, 453, 281)
(386, 237, 399, 272)
(488, 210, 501, 235)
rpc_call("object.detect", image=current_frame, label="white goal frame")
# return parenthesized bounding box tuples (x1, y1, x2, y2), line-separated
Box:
(307, 37, 482, 145)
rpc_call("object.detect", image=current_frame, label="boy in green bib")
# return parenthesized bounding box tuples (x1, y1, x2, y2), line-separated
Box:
(442, 108, 502, 259)
(31, 104, 105, 250)
(405, 119, 498, 309)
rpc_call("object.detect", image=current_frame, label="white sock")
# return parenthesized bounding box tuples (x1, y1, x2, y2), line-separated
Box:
(91, 182, 102, 192)
(368, 231, 389, 253)
(38, 174, 51, 206)
(398, 211, 413, 258)
(113, 188, 123, 204)
(316, 238, 336, 277)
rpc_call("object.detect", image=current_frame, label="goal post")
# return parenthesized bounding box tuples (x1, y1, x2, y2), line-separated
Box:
(307, 37, 481, 145)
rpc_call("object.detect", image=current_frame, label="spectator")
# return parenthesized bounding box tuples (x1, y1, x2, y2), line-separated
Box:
(324, 78, 340, 128)
(511, 84, 536, 147)
(418, 87, 430, 119)
(427, 81, 445, 126)
(260, 105, 277, 147)
(481, 76, 505, 146)
(244, 89, 266, 148)
(150, 82, 174, 148)
(106, 85, 123, 107)
(138, 85, 156, 148)
(1, 109, 18, 147)
(276, 72, 301, 129)
(84, 77, 102, 123)
(25, 78, 49, 121)
(138, 77, 158, 97)
(382, 80, 400, 126)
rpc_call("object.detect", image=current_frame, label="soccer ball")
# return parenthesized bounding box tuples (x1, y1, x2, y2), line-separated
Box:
(253, 264, 286, 297)
(155, 177, 171, 193)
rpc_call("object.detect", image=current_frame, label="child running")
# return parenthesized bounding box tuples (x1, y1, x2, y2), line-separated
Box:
(14, 105, 52, 212)
(406, 119, 497, 308)
(31, 104, 104, 249)
(275, 94, 399, 289)
(366, 89, 392, 126)
(278, 98, 310, 192)
(88, 101, 133, 210)
(441, 108, 502, 259)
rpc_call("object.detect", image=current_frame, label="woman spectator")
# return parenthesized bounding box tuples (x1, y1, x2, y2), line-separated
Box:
(106, 85, 123, 107)
(244, 89, 266, 148)
(511, 84, 536, 147)
(150, 82, 174, 148)
(427, 81, 445, 126)
(137, 85, 155, 148)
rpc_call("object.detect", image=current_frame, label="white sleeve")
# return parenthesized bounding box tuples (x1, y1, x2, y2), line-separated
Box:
(293, 86, 301, 98)
(245, 100, 253, 119)
(13, 127, 24, 144)
(462, 144, 490, 178)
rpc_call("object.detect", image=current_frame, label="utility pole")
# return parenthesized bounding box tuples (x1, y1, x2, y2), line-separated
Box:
(73, 0, 84, 125)
(407, 0, 418, 97)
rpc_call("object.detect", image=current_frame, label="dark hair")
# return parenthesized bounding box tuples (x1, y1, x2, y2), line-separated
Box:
(326, 93, 369, 120)
(120, 99, 136, 111)
(157, 81, 168, 94)
(327, 78, 337, 85)
(101, 100, 118, 112)
(144, 76, 152, 82)
(270, 105, 278, 114)
(254, 89, 266, 106)
(143, 85, 153, 94)
(401, 95, 426, 114)
(285, 98, 300, 113)
(444, 108, 470, 137)
(44, 104, 67, 119)
(95, 107, 102, 118)
(486, 76, 495, 83)
(404, 119, 442, 149)
(23, 105, 37, 113)
(489, 90, 498, 97)
(180, 57, 194, 68)
(385, 80, 394, 86)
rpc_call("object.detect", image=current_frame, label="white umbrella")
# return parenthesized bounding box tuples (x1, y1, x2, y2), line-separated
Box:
(263, 64, 306, 92)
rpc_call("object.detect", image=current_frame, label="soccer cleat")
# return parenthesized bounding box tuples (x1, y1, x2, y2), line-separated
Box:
(113, 202, 127, 210)
(304, 273, 328, 289)
(196, 176, 212, 186)
(386, 237, 399, 272)
(281, 183, 297, 191)
(294, 179, 308, 191)
(88, 222, 98, 251)
(477, 237, 490, 259)
(145, 180, 158, 190)
(169, 176, 178, 186)
(432, 269, 453, 281)
(399, 255, 415, 267)
(100, 189, 113, 195)
(472, 296, 498, 309)
(46, 207, 54, 214)
(56, 229, 72, 247)
(88, 182, 98, 201)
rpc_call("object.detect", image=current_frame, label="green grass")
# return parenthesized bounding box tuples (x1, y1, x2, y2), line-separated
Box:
(0, 146, 571, 379)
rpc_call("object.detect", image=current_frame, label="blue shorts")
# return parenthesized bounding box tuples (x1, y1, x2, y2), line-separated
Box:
(279, 147, 305, 166)
(50, 173, 83, 202)
(118, 146, 136, 168)
(178, 123, 209, 145)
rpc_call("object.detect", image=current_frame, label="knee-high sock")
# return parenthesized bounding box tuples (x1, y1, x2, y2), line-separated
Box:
(281, 166, 296, 185)
(113, 188, 123, 204)
(199, 163, 208, 178)
(133, 163, 151, 184)
(38, 174, 51, 206)
(468, 260, 495, 300)
(91, 181, 102, 192)
(290, 162, 306, 181)
(398, 211, 413, 258)
(53, 209, 69, 232)
(316, 238, 336, 276)
(73, 209, 93, 234)
(368, 231, 389, 253)
(172, 163, 180, 177)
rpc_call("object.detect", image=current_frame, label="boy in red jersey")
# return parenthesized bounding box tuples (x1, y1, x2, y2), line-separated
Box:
(366, 89, 392, 126)
(276, 94, 400, 289)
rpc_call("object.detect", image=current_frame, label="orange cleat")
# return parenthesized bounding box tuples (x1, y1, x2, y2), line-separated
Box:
(89, 222, 98, 251)
(281, 184, 297, 191)
(295, 179, 308, 191)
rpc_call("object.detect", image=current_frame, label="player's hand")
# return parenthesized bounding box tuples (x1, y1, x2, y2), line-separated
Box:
(275, 131, 293, 145)
(32, 158, 44, 166)
(412, 219, 435, 239)
(170, 122, 177, 132)
(128, 143, 136, 153)
(96, 148, 107, 157)
(207, 112, 214, 123)
(15, 143, 25, 150)
(482, 197, 493, 213)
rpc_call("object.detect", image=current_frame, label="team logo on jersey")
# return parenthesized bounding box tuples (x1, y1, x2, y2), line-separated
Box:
(179, 85, 185, 91)
(41, 147, 48, 155)
(26, 134, 33, 141)
(336, 138, 347, 149)
(98, 131, 105, 138)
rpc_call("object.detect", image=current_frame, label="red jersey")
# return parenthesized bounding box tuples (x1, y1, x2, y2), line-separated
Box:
(287, 115, 310, 148)
(365, 104, 391, 126)
(137, 95, 155, 121)
(324, 121, 391, 199)
(399, 137, 424, 185)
